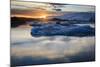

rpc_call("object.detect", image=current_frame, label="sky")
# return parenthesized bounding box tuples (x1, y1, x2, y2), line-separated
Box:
(12, 0, 95, 5)
(11, 0, 95, 18)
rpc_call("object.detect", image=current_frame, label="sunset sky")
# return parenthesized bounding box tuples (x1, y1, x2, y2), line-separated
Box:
(11, 0, 95, 18)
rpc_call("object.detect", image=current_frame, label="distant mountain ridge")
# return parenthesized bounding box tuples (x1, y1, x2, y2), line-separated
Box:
(11, 12, 95, 27)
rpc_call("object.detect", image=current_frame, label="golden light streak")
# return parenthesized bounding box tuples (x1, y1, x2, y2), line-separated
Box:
(11, 14, 48, 19)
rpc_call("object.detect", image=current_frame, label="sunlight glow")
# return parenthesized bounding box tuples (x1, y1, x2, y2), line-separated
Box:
(39, 15, 47, 19)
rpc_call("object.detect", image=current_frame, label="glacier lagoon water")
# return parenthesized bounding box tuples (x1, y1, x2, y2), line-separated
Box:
(11, 23, 95, 66)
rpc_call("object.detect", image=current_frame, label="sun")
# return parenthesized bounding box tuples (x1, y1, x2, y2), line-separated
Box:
(39, 15, 47, 19)
(42, 16, 47, 19)
(38, 15, 49, 23)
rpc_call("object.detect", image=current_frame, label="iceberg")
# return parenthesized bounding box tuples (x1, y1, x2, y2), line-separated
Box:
(31, 24, 95, 37)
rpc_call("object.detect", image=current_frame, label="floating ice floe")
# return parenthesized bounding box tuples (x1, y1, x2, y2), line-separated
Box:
(31, 24, 95, 37)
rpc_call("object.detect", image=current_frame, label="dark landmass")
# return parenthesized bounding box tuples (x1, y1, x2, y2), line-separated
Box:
(11, 12, 95, 27)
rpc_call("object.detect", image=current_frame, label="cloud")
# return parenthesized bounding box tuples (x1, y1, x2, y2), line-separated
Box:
(11, 0, 95, 18)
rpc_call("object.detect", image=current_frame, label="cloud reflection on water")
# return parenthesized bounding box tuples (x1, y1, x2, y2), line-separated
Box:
(11, 28, 95, 66)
